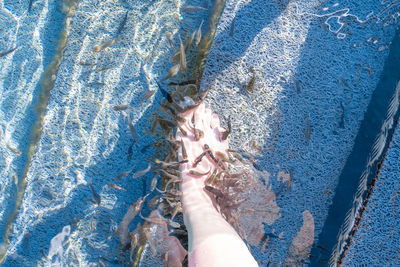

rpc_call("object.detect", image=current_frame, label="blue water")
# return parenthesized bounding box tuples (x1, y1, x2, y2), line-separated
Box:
(1, 0, 400, 266)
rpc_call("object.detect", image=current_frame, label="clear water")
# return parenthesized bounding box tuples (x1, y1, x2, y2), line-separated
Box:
(0, 0, 399, 266)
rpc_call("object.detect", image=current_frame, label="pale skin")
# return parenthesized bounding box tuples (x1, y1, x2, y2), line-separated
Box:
(176, 103, 258, 267)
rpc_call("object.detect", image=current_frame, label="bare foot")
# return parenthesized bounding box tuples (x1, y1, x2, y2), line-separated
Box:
(176, 103, 258, 267)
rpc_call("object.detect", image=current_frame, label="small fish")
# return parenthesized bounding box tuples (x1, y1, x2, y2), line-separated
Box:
(161, 64, 180, 82)
(168, 80, 196, 86)
(13, 174, 18, 186)
(180, 5, 207, 13)
(159, 118, 177, 129)
(168, 220, 180, 228)
(0, 47, 17, 58)
(157, 177, 181, 194)
(113, 104, 133, 111)
(316, 244, 328, 252)
(129, 233, 138, 261)
(150, 118, 159, 134)
(119, 197, 146, 247)
(340, 77, 351, 89)
(191, 114, 195, 124)
(195, 20, 204, 46)
(204, 144, 226, 169)
(179, 37, 186, 73)
(115, 166, 135, 179)
(89, 183, 101, 205)
(6, 144, 22, 155)
(189, 168, 211, 177)
(160, 169, 179, 181)
(108, 183, 126, 191)
(291, 74, 300, 94)
(192, 151, 207, 167)
(166, 31, 174, 48)
(127, 143, 133, 161)
(178, 126, 187, 136)
(143, 227, 156, 256)
(204, 185, 224, 198)
(185, 31, 196, 52)
(215, 151, 230, 162)
(206, 168, 218, 184)
(246, 67, 256, 93)
(221, 117, 231, 140)
(229, 17, 236, 38)
(140, 212, 167, 225)
(92, 37, 121, 52)
(169, 30, 195, 63)
(188, 121, 204, 141)
(155, 159, 188, 168)
(180, 138, 187, 159)
(163, 252, 169, 265)
(160, 85, 173, 103)
(40, 248, 47, 259)
(116, 11, 128, 36)
(132, 163, 151, 178)
(127, 114, 139, 143)
(162, 105, 186, 123)
(140, 90, 155, 104)
(79, 61, 95, 66)
(150, 176, 158, 191)
(170, 202, 182, 219)
(90, 220, 95, 230)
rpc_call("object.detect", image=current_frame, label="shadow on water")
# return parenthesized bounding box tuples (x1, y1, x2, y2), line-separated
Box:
(200, 1, 399, 265)
(310, 29, 400, 266)
(199, 0, 290, 84)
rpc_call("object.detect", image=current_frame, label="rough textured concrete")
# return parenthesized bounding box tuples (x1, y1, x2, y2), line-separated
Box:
(200, 0, 399, 265)
(1, 0, 206, 265)
(1, 0, 400, 266)
(0, 0, 61, 242)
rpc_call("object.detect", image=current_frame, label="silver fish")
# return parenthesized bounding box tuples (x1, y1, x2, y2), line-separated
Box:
(161, 64, 180, 81)
(127, 114, 139, 143)
(180, 5, 207, 13)
(166, 31, 174, 48)
(92, 36, 121, 52)
(179, 36, 186, 73)
(118, 198, 144, 246)
(185, 31, 195, 52)
(113, 104, 133, 111)
(132, 163, 151, 178)
(229, 17, 235, 38)
(195, 20, 204, 46)
(150, 176, 158, 191)
(89, 183, 101, 205)
(170, 31, 195, 63)
(0, 47, 17, 57)
(115, 166, 135, 179)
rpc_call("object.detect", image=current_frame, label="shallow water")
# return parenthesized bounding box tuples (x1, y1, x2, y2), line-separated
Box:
(1, 0, 215, 265)
(0, 0, 399, 266)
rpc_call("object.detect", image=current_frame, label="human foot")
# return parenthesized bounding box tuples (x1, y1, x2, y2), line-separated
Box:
(176, 103, 258, 267)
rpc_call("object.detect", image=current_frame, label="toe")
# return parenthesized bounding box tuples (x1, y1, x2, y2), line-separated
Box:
(210, 113, 220, 129)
